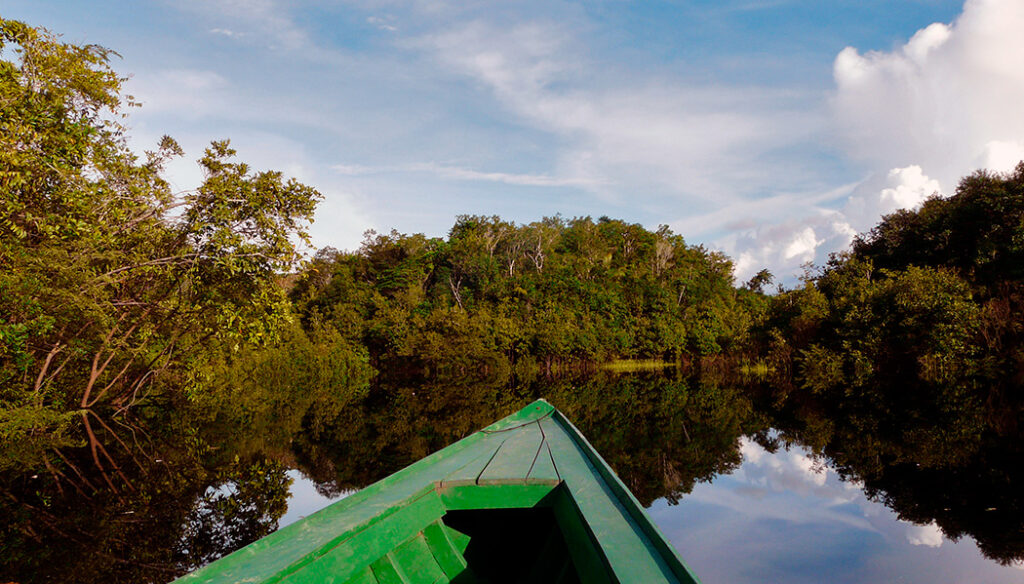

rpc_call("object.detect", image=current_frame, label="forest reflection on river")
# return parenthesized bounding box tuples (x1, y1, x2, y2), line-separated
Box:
(2, 366, 1022, 583)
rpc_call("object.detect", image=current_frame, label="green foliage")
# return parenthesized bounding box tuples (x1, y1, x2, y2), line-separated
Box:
(0, 18, 340, 468)
(759, 164, 1024, 566)
(294, 216, 753, 369)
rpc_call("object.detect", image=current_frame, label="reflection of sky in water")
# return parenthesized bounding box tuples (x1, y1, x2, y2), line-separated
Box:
(652, 438, 1024, 583)
(279, 471, 348, 528)
(279, 442, 1024, 582)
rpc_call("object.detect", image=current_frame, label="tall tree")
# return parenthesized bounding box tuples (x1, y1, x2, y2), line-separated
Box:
(0, 18, 321, 468)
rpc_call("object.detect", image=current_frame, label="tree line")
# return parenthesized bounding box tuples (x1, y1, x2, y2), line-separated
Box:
(289, 215, 767, 372)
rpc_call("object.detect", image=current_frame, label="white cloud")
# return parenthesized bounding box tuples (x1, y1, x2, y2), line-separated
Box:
(720, 213, 855, 283)
(416, 20, 822, 206)
(332, 161, 600, 187)
(720, 164, 940, 283)
(127, 69, 230, 118)
(832, 0, 1024, 188)
(841, 165, 941, 233)
(174, 0, 311, 51)
(977, 140, 1024, 173)
(782, 227, 822, 262)
(366, 16, 398, 32)
(738, 438, 834, 496)
(721, 0, 1024, 284)
(906, 522, 945, 547)
(209, 28, 245, 38)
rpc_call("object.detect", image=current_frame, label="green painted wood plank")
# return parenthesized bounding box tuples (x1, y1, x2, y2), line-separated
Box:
(478, 421, 544, 485)
(437, 483, 559, 511)
(438, 436, 505, 486)
(540, 414, 700, 584)
(445, 524, 470, 555)
(480, 400, 554, 432)
(390, 534, 448, 584)
(421, 521, 467, 580)
(549, 486, 613, 584)
(343, 567, 378, 584)
(526, 442, 560, 483)
(370, 554, 407, 584)
(275, 490, 446, 584)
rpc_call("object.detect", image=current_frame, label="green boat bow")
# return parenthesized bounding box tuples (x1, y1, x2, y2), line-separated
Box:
(175, 400, 701, 583)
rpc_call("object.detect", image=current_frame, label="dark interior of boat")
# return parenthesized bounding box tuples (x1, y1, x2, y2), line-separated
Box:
(443, 507, 582, 584)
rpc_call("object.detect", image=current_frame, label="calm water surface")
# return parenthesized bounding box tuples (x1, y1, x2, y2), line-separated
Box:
(278, 436, 1022, 584)
(3, 368, 1022, 582)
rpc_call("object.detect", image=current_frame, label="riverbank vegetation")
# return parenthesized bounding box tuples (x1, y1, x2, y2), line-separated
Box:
(0, 19, 369, 474)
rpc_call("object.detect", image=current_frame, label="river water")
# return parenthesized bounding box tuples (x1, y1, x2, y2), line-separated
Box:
(276, 437, 1021, 584)
(3, 367, 1022, 582)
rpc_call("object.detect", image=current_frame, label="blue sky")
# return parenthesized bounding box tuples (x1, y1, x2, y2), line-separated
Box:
(5, 0, 1020, 282)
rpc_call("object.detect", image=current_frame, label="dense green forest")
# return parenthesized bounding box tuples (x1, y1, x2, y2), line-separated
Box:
(3, 17, 1024, 580)
(289, 215, 768, 371)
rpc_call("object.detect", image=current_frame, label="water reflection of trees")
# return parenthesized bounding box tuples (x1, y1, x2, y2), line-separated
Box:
(0, 410, 294, 583)
(0, 332, 369, 583)
(761, 365, 1024, 566)
(293, 368, 763, 507)
(4, 362, 1022, 581)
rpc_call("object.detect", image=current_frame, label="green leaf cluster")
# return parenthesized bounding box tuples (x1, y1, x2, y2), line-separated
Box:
(0, 18, 333, 462)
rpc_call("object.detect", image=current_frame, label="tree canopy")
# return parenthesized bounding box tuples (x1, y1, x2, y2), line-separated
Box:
(291, 215, 763, 371)
(0, 17, 329, 474)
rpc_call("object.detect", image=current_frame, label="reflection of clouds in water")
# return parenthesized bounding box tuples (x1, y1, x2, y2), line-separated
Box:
(699, 438, 946, 546)
(906, 522, 943, 547)
(651, 438, 1024, 583)
(739, 439, 828, 491)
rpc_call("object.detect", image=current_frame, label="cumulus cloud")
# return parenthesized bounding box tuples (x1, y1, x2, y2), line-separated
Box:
(721, 164, 942, 283)
(718, 212, 854, 283)
(833, 0, 1024, 188)
(738, 438, 832, 495)
(722, 0, 1024, 283)
(841, 165, 941, 233)
(906, 522, 945, 547)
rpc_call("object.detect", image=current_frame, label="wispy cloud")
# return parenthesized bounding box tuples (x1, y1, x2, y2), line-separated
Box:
(366, 16, 397, 32)
(333, 162, 601, 188)
(415, 20, 825, 207)
(209, 27, 245, 38)
(172, 0, 311, 51)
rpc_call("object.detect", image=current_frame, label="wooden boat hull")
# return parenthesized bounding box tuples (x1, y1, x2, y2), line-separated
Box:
(175, 400, 701, 583)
